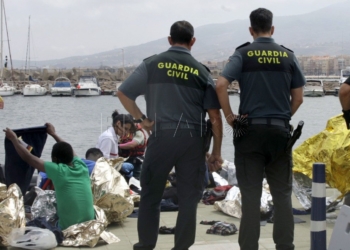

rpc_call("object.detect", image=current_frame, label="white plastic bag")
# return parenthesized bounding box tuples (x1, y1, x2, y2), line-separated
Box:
(212, 172, 228, 186)
(8, 227, 57, 250)
(220, 160, 238, 186)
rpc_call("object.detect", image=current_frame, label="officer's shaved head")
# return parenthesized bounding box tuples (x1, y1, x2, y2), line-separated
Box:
(250, 8, 273, 34)
(170, 21, 194, 45)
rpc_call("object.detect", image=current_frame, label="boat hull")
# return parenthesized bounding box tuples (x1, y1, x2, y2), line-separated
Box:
(303, 85, 325, 97)
(23, 85, 47, 96)
(303, 90, 325, 97)
(51, 87, 73, 96)
(0, 90, 15, 96)
(74, 88, 101, 96)
(0, 84, 16, 96)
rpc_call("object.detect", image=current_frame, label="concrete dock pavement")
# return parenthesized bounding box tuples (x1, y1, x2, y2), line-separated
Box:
(39, 188, 339, 250)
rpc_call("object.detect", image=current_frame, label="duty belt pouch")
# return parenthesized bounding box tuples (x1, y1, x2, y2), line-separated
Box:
(232, 115, 248, 138)
(285, 121, 304, 152)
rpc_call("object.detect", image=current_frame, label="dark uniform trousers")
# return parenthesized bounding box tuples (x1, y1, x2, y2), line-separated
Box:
(133, 129, 205, 250)
(234, 124, 294, 250)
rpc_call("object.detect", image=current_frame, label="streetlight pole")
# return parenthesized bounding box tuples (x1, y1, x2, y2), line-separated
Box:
(122, 49, 125, 80)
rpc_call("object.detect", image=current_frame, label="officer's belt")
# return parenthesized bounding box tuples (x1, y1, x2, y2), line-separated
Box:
(248, 118, 289, 128)
(156, 122, 203, 131)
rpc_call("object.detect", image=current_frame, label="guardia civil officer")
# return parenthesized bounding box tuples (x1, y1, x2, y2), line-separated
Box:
(216, 8, 305, 250)
(117, 20, 223, 250)
(339, 77, 350, 129)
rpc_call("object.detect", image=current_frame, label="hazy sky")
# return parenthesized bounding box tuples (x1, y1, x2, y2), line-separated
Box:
(1, 0, 346, 61)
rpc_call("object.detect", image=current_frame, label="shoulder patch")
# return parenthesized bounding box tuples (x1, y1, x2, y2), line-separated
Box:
(143, 54, 157, 61)
(201, 63, 211, 73)
(236, 42, 251, 50)
(280, 45, 294, 53)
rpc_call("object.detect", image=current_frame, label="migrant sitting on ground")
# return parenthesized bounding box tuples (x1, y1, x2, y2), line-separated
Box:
(82, 147, 103, 175)
(96, 110, 135, 180)
(3, 123, 95, 230)
(118, 115, 148, 180)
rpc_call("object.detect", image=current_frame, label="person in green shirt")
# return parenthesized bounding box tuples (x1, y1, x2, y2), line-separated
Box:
(3, 123, 95, 230)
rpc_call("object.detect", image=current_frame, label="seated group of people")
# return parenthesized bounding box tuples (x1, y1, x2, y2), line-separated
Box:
(96, 110, 148, 181)
(3, 110, 147, 231)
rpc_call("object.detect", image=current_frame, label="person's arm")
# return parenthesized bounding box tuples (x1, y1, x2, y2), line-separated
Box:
(290, 87, 303, 116)
(98, 138, 113, 158)
(3, 128, 45, 172)
(207, 109, 223, 172)
(339, 82, 350, 129)
(119, 139, 139, 149)
(339, 83, 350, 110)
(216, 76, 236, 126)
(46, 122, 77, 156)
(117, 90, 145, 121)
(117, 90, 154, 134)
(215, 51, 242, 126)
(119, 130, 143, 149)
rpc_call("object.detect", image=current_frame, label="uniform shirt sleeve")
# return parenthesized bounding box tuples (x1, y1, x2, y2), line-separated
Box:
(220, 50, 243, 83)
(118, 62, 148, 100)
(291, 55, 306, 89)
(344, 77, 350, 85)
(98, 138, 114, 158)
(203, 76, 221, 110)
(132, 130, 144, 145)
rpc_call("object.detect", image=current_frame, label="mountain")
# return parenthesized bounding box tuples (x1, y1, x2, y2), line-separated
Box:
(13, 1, 350, 68)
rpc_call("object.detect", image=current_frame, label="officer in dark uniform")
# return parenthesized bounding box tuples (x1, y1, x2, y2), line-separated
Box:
(339, 77, 350, 129)
(216, 8, 305, 250)
(117, 20, 223, 250)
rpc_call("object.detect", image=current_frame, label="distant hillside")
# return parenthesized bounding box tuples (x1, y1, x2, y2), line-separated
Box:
(13, 1, 350, 68)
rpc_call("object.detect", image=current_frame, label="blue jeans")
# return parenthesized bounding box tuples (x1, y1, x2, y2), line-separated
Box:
(120, 162, 134, 178)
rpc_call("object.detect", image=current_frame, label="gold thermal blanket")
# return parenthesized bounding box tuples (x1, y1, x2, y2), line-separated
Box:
(293, 114, 350, 196)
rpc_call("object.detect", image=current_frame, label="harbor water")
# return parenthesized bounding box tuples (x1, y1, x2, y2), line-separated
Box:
(0, 94, 343, 164)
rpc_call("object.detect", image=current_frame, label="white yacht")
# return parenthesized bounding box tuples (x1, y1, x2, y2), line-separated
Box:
(51, 77, 74, 96)
(303, 80, 325, 97)
(74, 75, 101, 97)
(0, 82, 15, 96)
(23, 84, 47, 96)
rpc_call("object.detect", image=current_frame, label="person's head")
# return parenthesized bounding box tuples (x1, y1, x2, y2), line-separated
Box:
(51, 141, 74, 164)
(85, 148, 103, 162)
(111, 110, 133, 137)
(126, 114, 137, 134)
(249, 8, 274, 38)
(168, 20, 196, 49)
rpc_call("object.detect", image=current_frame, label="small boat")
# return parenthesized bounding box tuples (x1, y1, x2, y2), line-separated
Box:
(74, 75, 101, 97)
(23, 84, 47, 96)
(51, 77, 74, 96)
(303, 80, 325, 97)
(0, 82, 16, 96)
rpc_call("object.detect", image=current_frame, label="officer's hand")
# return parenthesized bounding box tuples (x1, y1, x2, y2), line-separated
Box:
(225, 113, 236, 128)
(140, 118, 154, 135)
(207, 154, 223, 172)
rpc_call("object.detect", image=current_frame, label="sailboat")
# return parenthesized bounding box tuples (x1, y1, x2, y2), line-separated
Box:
(0, 0, 15, 96)
(22, 16, 46, 96)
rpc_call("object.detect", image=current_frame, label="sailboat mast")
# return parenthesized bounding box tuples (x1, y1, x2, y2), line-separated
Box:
(1, 0, 3, 79)
(25, 16, 30, 74)
(122, 48, 125, 80)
